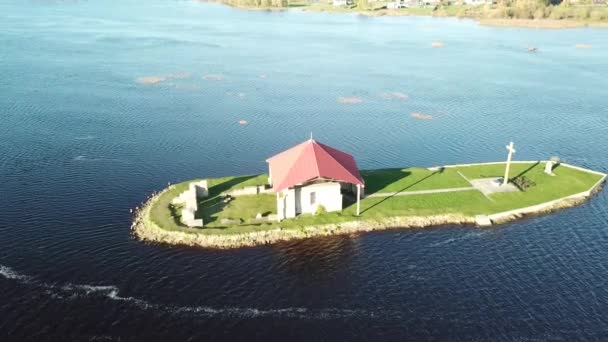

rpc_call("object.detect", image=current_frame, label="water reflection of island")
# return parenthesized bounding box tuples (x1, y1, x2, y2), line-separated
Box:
(271, 235, 359, 281)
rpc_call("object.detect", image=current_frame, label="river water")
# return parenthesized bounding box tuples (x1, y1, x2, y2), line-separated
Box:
(2, 0, 608, 340)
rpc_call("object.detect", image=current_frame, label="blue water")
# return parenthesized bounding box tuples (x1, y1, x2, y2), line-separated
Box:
(1, 0, 608, 340)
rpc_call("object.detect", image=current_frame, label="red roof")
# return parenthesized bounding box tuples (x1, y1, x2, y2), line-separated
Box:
(266, 139, 364, 192)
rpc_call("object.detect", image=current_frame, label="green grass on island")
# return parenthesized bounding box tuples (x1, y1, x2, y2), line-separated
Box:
(147, 162, 604, 236)
(363, 167, 470, 193)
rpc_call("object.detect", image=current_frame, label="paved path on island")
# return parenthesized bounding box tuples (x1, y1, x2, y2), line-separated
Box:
(366, 186, 476, 198)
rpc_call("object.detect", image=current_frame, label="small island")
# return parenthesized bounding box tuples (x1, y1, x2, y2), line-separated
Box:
(133, 139, 606, 249)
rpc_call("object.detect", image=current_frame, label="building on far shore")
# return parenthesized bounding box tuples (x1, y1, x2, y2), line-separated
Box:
(463, 0, 493, 5)
(333, 0, 354, 6)
(402, 0, 422, 6)
(386, 0, 404, 9)
(266, 139, 364, 220)
(409, 0, 440, 5)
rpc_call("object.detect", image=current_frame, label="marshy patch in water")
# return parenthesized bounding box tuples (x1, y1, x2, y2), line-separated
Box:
(380, 92, 408, 100)
(203, 74, 225, 81)
(136, 75, 166, 84)
(411, 112, 434, 120)
(136, 73, 190, 85)
(338, 96, 363, 104)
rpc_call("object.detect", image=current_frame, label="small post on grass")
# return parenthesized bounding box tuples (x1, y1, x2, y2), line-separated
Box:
(356, 184, 361, 216)
(503, 142, 516, 186)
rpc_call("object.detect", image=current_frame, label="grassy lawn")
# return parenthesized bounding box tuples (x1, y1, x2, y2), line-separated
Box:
(453, 162, 603, 213)
(362, 167, 469, 194)
(148, 174, 271, 234)
(147, 162, 604, 236)
(395, 7, 435, 15)
(356, 190, 492, 217)
(200, 194, 276, 226)
(206, 174, 268, 196)
(148, 181, 190, 233)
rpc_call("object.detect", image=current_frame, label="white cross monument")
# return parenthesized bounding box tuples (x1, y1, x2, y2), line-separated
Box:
(502, 142, 516, 186)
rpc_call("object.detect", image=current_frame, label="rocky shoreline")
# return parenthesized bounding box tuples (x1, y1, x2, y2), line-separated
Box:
(131, 182, 603, 249)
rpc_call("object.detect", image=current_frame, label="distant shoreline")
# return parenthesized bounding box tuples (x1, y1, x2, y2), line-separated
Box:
(201, 1, 608, 29)
(478, 18, 608, 29)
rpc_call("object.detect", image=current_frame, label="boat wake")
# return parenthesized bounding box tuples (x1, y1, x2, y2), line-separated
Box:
(0, 265, 32, 282)
(0, 264, 390, 320)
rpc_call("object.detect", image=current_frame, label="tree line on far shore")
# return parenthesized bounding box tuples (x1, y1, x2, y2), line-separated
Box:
(214, 0, 608, 21)
(453, 0, 608, 21)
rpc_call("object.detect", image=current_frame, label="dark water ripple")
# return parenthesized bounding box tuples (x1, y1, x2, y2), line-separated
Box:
(2, 0, 608, 340)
